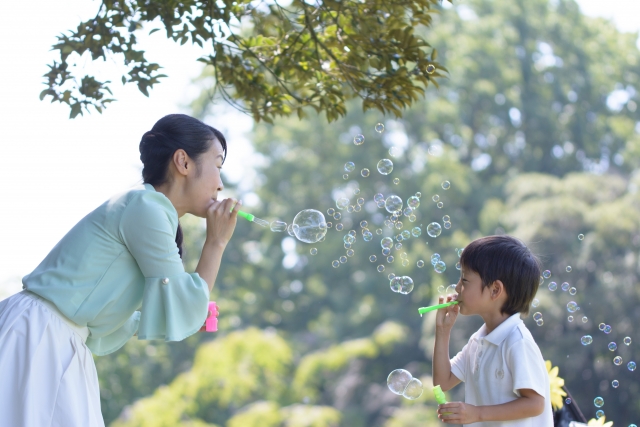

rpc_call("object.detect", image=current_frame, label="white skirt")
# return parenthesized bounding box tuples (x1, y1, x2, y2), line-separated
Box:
(0, 291, 104, 427)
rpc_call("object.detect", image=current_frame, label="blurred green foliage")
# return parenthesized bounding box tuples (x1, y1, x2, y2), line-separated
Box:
(95, 0, 640, 426)
(42, 0, 446, 121)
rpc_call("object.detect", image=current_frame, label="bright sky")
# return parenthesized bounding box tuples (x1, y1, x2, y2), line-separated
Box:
(0, 0, 638, 299)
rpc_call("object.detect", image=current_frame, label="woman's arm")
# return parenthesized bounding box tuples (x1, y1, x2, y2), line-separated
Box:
(196, 240, 226, 293)
(437, 388, 546, 424)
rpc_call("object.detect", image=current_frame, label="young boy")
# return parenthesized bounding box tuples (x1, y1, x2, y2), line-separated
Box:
(433, 235, 553, 426)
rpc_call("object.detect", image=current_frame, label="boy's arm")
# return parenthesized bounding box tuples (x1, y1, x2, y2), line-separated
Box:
(438, 388, 545, 424)
(432, 295, 462, 391)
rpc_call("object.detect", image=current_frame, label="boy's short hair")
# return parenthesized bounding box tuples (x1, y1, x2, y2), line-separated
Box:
(460, 235, 541, 316)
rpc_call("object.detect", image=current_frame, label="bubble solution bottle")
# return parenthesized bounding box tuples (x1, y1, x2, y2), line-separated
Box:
(433, 385, 452, 416)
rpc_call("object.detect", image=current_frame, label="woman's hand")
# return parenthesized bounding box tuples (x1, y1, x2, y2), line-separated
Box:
(198, 308, 214, 332)
(435, 294, 459, 331)
(204, 198, 241, 247)
(438, 402, 480, 424)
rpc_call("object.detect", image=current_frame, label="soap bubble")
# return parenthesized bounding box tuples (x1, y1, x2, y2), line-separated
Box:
(327, 208, 335, 216)
(581, 336, 593, 345)
(389, 146, 401, 157)
(432, 194, 440, 202)
(390, 277, 402, 293)
(332, 260, 340, 268)
(409, 214, 417, 222)
(456, 262, 461, 270)
(339, 256, 347, 264)
(427, 222, 442, 237)
(361, 168, 370, 177)
(599, 323, 606, 331)
(346, 249, 354, 257)
(437, 202, 443, 208)
(612, 380, 619, 388)
(628, 361, 637, 371)
(566, 266, 572, 272)
(604, 325, 612, 334)
(445, 284, 457, 295)
(431, 254, 441, 265)
(434, 261, 446, 273)
(387, 369, 412, 395)
(582, 316, 588, 323)
(376, 228, 383, 235)
(357, 197, 365, 205)
(377, 265, 385, 272)
(531, 299, 540, 308)
(335, 223, 344, 231)
(344, 235, 355, 244)
(566, 302, 578, 313)
(443, 222, 451, 229)
(533, 312, 543, 321)
(310, 248, 318, 255)
(336, 198, 349, 210)
(441, 181, 451, 190)
(353, 134, 365, 145)
(395, 222, 404, 230)
(393, 178, 400, 185)
(382, 248, 391, 256)
(578, 234, 584, 240)
(411, 227, 421, 237)
(381, 237, 394, 249)
(457, 248, 464, 257)
(614, 356, 623, 366)
(407, 196, 420, 208)
(385, 195, 403, 213)
(369, 255, 377, 262)
(568, 316, 573, 322)
(437, 285, 445, 293)
(536, 319, 544, 326)
(566, 398, 572, 404)
(624, 337, 632, 345)
(443, 215, 451, 222)
(596, 410, 604, 419)
(403, 378, 423, 399)
(561, 282, 570, 291)
(388, 273, 396, 281)
(363, 231, 373, 241)
(609, 342, 617, 351)
(548, 282, 557, 291)
(594, 397, 604, 408)
(344, 162, 355, 173)
(569, 287, 577, 295)
(543, 270, 551, 279)
(377, 159, 394, 175)
(400, 276, 414, 294)
(270, 220, 288, 232)
(401, 230, 410, 240)
(402, 259, 409, 266)
(417, 260, 425, 268)
(333, 212, 342, 220)
(374, 193, 384, 202)
(375, 123, 385, 133)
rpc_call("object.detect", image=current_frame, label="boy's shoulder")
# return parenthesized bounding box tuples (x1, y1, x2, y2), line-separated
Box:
(503, 320, 542, 353)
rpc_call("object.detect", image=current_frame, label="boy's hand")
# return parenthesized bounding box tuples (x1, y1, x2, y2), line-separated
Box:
(438, 402, 480, 424)
(435, 295, 459, 331)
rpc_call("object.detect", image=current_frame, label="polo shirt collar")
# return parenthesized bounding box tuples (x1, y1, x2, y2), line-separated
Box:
(482, 313, 523, 346)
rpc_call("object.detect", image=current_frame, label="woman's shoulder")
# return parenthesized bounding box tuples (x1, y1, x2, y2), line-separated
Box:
(110, 184, 178, 226)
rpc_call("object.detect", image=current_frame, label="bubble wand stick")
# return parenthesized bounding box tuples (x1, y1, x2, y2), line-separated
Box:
(417, 300, 459, 317)
(236, 210, 269, 227)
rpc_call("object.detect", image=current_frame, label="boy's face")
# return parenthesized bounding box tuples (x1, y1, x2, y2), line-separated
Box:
(455, 266, 492, 316)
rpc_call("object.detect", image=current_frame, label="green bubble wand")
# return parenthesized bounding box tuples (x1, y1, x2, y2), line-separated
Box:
(417, 300, 459, 317)
(433, 385, 453, 415)
(236, 210, 269, 227)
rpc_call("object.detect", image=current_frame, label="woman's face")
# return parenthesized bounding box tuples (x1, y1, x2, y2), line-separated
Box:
(186, 139, 225, 217)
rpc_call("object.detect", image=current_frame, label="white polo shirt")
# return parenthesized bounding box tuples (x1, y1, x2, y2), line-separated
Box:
(450, 313, 553, 427)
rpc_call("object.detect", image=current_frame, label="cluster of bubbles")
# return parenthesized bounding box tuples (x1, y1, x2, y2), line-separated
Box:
(389, 274, 414, 294)
(431, 253, 447, 273)
(387, 369, 423, 400)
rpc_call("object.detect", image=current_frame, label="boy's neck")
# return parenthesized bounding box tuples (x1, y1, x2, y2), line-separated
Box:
(481, 311, 512, 334)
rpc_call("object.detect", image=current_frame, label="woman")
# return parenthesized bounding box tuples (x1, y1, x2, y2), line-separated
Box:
(0, 114, 241, 426)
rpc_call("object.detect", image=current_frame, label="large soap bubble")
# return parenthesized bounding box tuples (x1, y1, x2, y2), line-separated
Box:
(403, 378, 423, 400)
(387, 369, 412, 395)
(292, 209, 328, 243)
(377, 159, 394, 175)
(427, 222, 442, 237)
(385, 195, 403, 213)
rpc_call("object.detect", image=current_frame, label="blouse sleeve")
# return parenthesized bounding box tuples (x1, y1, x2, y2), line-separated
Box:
(119, 191, 209, 342)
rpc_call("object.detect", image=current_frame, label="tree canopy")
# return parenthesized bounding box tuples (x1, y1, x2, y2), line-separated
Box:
(41, 0, 448, 121)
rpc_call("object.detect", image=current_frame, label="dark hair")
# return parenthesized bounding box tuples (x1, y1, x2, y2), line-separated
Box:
(139, 114, 227, 258)
(460, 235, 541, 316)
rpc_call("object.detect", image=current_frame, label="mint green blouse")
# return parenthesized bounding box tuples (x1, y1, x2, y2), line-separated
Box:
(22, 183, 209, 356)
